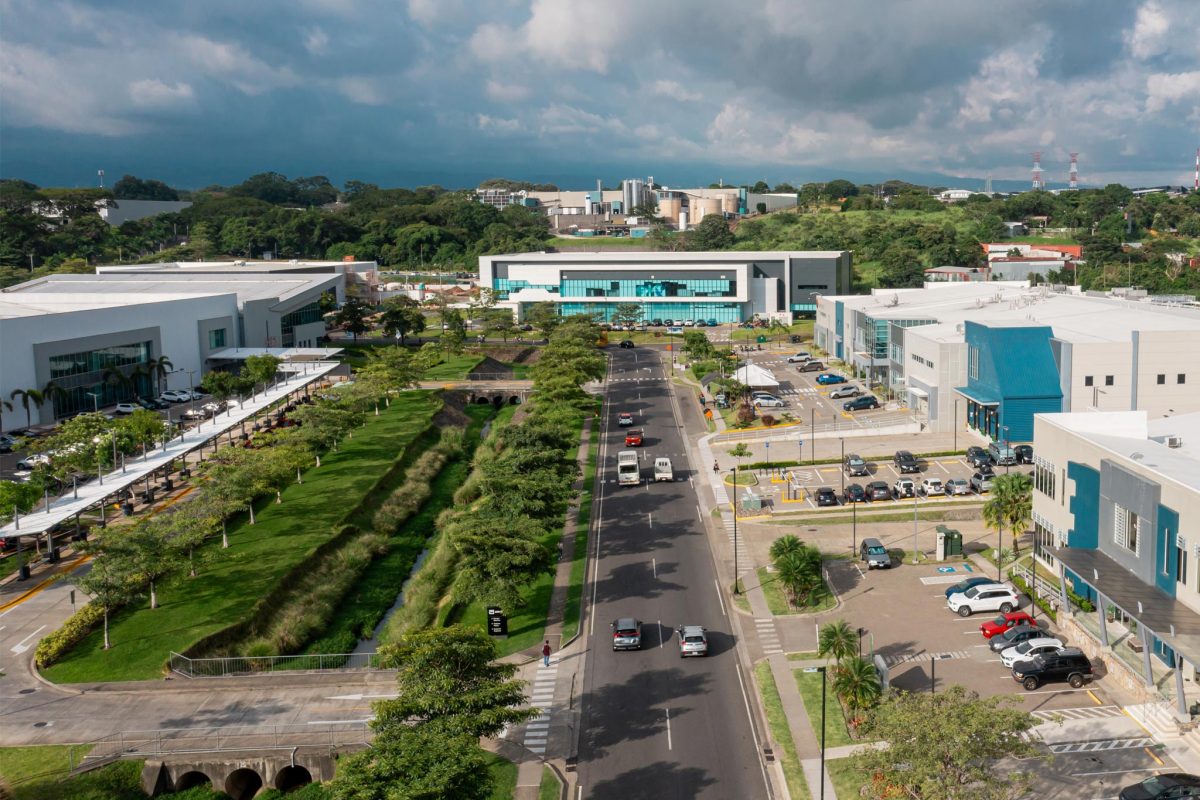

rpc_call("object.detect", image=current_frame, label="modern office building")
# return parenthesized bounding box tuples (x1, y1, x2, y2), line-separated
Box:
(815, 283, 1200, 440)
(0, 260, 367, 430)
(478, 250, 851, 324)
(1032, 410, 1200, 713)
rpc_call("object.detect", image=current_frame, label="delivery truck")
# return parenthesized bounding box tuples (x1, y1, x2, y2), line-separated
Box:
(617, 450, 640, 486)
(654, 457, 674, 482)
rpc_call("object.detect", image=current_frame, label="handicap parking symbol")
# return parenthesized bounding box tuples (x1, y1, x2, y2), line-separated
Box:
(936, 566, 957, 573)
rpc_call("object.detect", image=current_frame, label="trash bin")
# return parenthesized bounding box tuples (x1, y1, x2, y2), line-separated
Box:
(48, 547, 60, 564)
(18, 564, 30, 581)
(936, 525, 963, 558)
(121, 502, 135, 516)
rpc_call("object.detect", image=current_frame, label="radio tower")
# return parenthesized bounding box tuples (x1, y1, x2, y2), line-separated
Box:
(1194, 147, 1199, 192)
(1032, 152, 1043, 190)
(1069, 153, 1079, 190)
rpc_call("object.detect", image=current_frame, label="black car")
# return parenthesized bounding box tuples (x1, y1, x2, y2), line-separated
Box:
(866, 480, 891, 501)
(844, 483, 867, 503)
(893, 451, 920, 473)
(1014, 444, 1034, 464)
(651, 318, 663, 327)
(965, 446, 992, 469)
(136, 397, 169, 410)
(844, 454, 869, 476)
(988, 625, 1045, 653)
(1119, 773, 1200, 800)
(798, 361, 825, 373)
(619, 340, 635, 349)
(816, 487, 839, 507)
(1011, 647, 1093, 690)
(843, 396, 880, 412)
(789, 334, 803, 343)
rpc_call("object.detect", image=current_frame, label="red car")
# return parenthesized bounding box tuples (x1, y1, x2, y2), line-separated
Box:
(624, 428, 644, 447)
(980, 611, 1035, 639)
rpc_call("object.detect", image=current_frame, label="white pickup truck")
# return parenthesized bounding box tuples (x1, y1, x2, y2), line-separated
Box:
(617, 450, 640, 486)
(654, 457, 673, 482)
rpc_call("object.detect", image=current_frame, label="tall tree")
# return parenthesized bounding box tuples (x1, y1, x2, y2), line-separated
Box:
(121, 517, 183, 610)
(450, 512, 555, 609)
(378, 296, 427, 344)
(335, 298, 372, 341)
(984, 472, 1033, 558)
(818, 619, 858, 668)
(74, 535, 140, 649)
(611, 303, 643, 329)
(832, 656, 882, 718)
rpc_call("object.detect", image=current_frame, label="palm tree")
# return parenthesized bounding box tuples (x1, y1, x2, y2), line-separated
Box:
(774, 551, 808, 606)
(10, 388, 44, 428)
(0, 398, 12, 431)
(832, 656, 882, 720)
(818, 620, 858, 669)
(983, 472, 1033, 570)
(41, 381, 67, 419)
(769, 534, 804, 564)
(146, 356, 174, 396)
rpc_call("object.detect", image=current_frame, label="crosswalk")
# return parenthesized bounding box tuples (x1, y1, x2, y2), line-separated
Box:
(1046, 737, 1154, 754)
(779, 387, 819, 398)
(1031, 705, 1125, 721)
(755, 618, 784, 655)
(884, 650, 973, 666)
(722, 514, 739, 571)
(522, 658, 559, 755)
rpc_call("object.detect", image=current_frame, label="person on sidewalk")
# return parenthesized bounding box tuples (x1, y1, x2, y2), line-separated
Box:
(542, 640, 552, 667)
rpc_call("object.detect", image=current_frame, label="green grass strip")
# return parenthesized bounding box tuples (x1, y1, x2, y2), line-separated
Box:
(421, 354, 485, 381)
(538, 765, 561, 800)
(753, 661, 811, 800)
(758, 566, 836, 615)
(484, 752, 518, 800)
(793, 669, 854, 748)
(41, 393, 438, 683)
(561, 409, 600, 642)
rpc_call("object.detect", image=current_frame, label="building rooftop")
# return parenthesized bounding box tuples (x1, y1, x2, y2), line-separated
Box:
(97, 259, 375, 274)
(483, 250, 847, 262)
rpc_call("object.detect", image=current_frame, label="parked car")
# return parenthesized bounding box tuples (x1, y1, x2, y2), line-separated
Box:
(1014, 444, 1034, 464)
(624, 429, 644, 447)
(619, 339, 635, 349)
(815, 373, 848, 385)
(136, 397, 168, 410)
(15, 453, 50, 471)
(1000, 638, 1065, 669)
(844, 395, 880, 412)
(1118, 773, 1200, 800)
(860, 537, 891, 569)
(980, 610, 1036, 638)
(683, 319, 695, 327)
(113, 402, 138, 415)
(920, 478, 945, 496)
(160, 390, 191, 403)
(945, 478, 972, 496)
(201, 401, 225, 414)
(944, 577, 1000, 599)
(705, 318, 718, 327)
(798, 361, 825, 373)
(662, 318, 674, 327)
(829, 385, 860, 399)
(650, 318, 664, 327)
(866, 480, 891, 501)
(0, 433, 19, 453)
(618, 412, 634, 427)
(678, 625, 709, 657)
(988, 625, 1047, 653)
(753, 394, 785, 408)
(1012, 647, 1093, 690)
(695, 320, 707, 327)
(789, 334, 804, 343)
(893, 478, 915, 498)
(816, 487, 839, 507)
(988, 441, 1018, 466)
(844, 483, 867, 503)
(970, 471, 995, 493)
(612, 618, 643, 651)
(948, 584, 1021, 617)
(786, 352, 812, 363)
(845, 454, 869, 476)
(965, 446, 992, 469)
(893, 451, 920, 473)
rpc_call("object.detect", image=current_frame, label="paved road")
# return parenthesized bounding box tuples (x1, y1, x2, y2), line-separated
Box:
(576, 348, 769, 800)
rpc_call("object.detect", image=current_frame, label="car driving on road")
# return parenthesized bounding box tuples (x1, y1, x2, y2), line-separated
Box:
(624, 428, 643, 447)
(618, 412, 634, 427)
(677, 625, 708, 657)
(612, 618, 643, 651)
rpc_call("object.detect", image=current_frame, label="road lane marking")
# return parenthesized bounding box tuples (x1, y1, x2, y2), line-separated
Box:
(665, 707, 672, 750)
(658, 620, 663, 648)
(648, 512, 652, 528)
(10, 624, 46, 654)
(714, 579, 727, 616)
(652, 557, 657, 578)
(325, 693, 397, 700)
(307, 719, 373, 724)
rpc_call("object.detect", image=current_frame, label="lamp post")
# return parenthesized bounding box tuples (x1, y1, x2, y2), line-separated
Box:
(87, 390, 100, 414)
(803, 665, 829, 800)
(91, 435, 103, 485)
(731, 464, 740, 595)
(857, 627, 866, 658)
(852, 498, 858, 558)
(954, 397, 959, 451)
(810, 408, 815, 464)
(839, 438, 845, 495)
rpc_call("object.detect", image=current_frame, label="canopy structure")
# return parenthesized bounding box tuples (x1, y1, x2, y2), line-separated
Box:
(733, 364, 779, 388)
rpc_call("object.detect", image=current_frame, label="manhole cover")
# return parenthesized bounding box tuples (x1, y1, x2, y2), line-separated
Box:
(33, 722, 48, 728)
(19, 689, 35, 694)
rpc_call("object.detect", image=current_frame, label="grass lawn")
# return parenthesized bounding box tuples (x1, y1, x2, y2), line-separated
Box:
(421, 354, 485, 381)
(0, 554, 23, 580)
(786, 651, 820, 661)
(0, 747, 148, 800)
(758, 566, 836, 615)
(767, 507, 976, 526)
(485, 752, 518, 800)
(724, 471, 759, 486)
(539, 766, 560, 800)
(826, 757, 868, 798)
(794, 669, 854, 748)
(561, 412, 600, 642)
(753, 661, 811, 800)
(42, 392, 439, 683)
(550, 236, 654, 249)
(0, 745, 87, 788)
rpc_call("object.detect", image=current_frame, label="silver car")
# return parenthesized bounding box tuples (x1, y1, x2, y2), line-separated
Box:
(678, 625, 708, 657)
(612, 618, 642, 651)
(946, 478, 971, 496)
(829, 385, 861, 399)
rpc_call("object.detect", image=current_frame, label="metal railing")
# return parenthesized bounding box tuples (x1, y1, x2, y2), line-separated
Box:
(71, 722, 372, 767)
(169, 650, 388, 678)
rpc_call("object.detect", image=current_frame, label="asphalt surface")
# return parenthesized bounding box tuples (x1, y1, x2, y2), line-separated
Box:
(576, 347, 769, 800)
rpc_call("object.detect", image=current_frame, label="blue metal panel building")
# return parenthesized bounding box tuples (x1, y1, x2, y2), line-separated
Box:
(955, 321, 1063, 443)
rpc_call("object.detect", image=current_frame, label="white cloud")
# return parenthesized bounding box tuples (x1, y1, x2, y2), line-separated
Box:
(334, 76, 388, 105)
(1145, 70, 1200, 111)
(304, 27, 329, 56)
(129, 79, 195, 108)
(486, 80, 531, 102)
(1127, 1, 1170, 59)
(408, 0, 469, 27)
(650, 80, 700, 103)
(477, 113, 520, 134)
(0, 41, 135, 135)
(178, 34, 299, 95)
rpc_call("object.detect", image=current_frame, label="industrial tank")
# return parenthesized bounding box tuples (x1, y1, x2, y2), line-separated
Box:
(657, 197, 681, 222)
(694, 198, 722, 222)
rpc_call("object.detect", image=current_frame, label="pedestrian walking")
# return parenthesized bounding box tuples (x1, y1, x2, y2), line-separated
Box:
(542, 640, 552, 667)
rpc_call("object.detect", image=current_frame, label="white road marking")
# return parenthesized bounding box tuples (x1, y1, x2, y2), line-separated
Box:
(1071, 767, 1162, 777)
(652, 557, 657, 578)
(714, 579, 727, 616)
(648, 512, 652, 528)
(658, 620, 664, 648)
(665, 707, 672, 750)
(325, 693, 397, 701)
(10, 624, 46, 654)
(307, 718, 373, 725)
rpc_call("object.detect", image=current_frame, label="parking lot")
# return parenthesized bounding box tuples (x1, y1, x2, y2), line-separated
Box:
(748, 353, 913, 425)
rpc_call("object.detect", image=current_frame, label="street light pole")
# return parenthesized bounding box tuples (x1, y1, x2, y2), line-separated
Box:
(732, 464, 740, 594)
(954, 398, 959, 451)
(839, 438, 845, 495)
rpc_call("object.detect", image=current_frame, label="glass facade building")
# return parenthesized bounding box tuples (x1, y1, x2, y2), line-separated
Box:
(47, 340, 154, 417)
(280, 300, 322, 347)
(560, 278, 736, 299)
(559, 302, 741, 323)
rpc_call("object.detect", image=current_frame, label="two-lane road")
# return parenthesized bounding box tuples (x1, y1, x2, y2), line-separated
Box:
(577, 347, 769, 799)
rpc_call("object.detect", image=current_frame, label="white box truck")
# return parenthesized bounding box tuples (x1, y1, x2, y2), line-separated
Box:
(617, 450, 640, 486)
(654, 457, 674, 482)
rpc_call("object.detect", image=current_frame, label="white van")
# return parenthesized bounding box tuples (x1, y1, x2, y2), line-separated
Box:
(617, 451, 640, 486)
(654, 458, 674, 482)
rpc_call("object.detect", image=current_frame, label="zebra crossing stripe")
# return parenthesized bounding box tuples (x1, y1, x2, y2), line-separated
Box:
(1031, 705, 1123, 721)
(1047, 738, 1154, 754)
(885, 650, 971, 666)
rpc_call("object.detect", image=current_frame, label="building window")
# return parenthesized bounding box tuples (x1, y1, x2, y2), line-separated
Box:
(1104, 375, 1114, 386)
(1085, 375, 1094, 387)
(968, 345, 979, 380)
(1178, 542, 1189, 586)
(1179, 374, 1187, 384)
(1114, 505, 1139, 556)
(1157, 374, 1166, 384)
(208, 329, 227, 349)
(1034, 458, 1056, 499)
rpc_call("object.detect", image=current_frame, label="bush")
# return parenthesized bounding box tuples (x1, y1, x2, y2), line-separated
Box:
(1010, 573, 1057, 622)
(35, 602, 107, 668)
(761, 414, 777, 427)
(735, 404, 756, 426)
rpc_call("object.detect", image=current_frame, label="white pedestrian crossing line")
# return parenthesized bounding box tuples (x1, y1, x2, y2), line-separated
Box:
(522, 661, 561, 753)
(1046, 737, 1154, 754)
(1032, 705, 1124, 721)
(884, 650, 972, 666)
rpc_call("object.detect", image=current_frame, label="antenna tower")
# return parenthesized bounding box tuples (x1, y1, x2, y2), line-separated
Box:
(1031, 152, 1043, 190)
(1069, 153, 1079, 190)
(1194, 148, 1199, 192)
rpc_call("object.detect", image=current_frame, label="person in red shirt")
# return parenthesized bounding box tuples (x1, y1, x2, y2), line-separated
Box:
(541, 640, 551, 667)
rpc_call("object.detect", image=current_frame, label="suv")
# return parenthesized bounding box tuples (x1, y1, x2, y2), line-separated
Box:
(816, 373, 847, 385)
(980, 610, 1035, 639)
(618, 412, 634, 427)
(866, 480, 891, 501)
(970, 471, 994, 493)
(893, 478, 915, 498)
(947, 584, 1020, 617)
(988, 441, 1017, 466)
(844, 396, 880, 412)
(965, 446, 992, 469)
(786, 352, 812, 363)
(1000, 638, 1064, 669)
(920, 478, 944, 496)
(816, 487, 839, 507)
(753, 394, 785, 408)
(860, 538, 891, 569)
(829, 384, 860, 399)
(893, 451, 920, 473)
(677, 625, 708, 657)
(844, 454, 869, 476)
(612, 618, 643, 651)
(798, 361, 825, 373)
(1012, 648, 1093, 690)
(844, 483, 866, 503)
(1014, 444, 1034, 464)
(619, 339, 635, 349)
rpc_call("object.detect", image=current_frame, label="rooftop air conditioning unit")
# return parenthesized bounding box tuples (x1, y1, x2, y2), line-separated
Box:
(1166, 435, 1183, 448)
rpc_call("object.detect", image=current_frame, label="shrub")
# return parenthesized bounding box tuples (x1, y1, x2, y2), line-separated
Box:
(736, 403, 756, 426)
(761, 414, 777, 427)
(35, 602, 107, 668)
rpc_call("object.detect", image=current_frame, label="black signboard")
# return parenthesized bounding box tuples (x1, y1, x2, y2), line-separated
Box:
(487, 606, 508, 637)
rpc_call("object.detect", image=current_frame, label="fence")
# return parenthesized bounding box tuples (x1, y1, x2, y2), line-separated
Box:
(169, 650, 387, 678)
(71, 722, 372, 768)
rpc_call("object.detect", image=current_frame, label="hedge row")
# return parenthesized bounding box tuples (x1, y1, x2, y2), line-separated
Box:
(735, 449, 968, 471)
(35, 602, 106, 668)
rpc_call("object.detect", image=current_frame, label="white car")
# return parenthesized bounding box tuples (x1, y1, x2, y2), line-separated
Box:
(828, 385, 860, 399)
(16, 453, 50, 471)
(920, 478, 945, 496)
(786, 352, 812, 363)
(160, 390, 191, 403)
(1000, 637, 1065, 669)
(947, 584, 1021, 617)
(683, 319, 695, 327)
(113, 402, 138, 415)
(753, 394, 785, 408)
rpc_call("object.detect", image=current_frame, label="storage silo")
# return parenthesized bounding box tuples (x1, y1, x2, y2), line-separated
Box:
(721, 190, 739, 215)
(678, 210, 689, 231)
(695, 197, 722, 221)
(658, 196, 681, 223)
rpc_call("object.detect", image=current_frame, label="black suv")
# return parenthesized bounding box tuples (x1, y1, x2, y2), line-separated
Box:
(965, 446, 993, 469)
(1014, 444, 1034, 464)
(1012, 647, 1093, 690)
(816, 487, 839, 507)
(893, 451, 920, 474)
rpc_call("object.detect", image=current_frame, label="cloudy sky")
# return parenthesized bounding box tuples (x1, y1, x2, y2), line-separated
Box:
(2, 0, 1199, 190)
